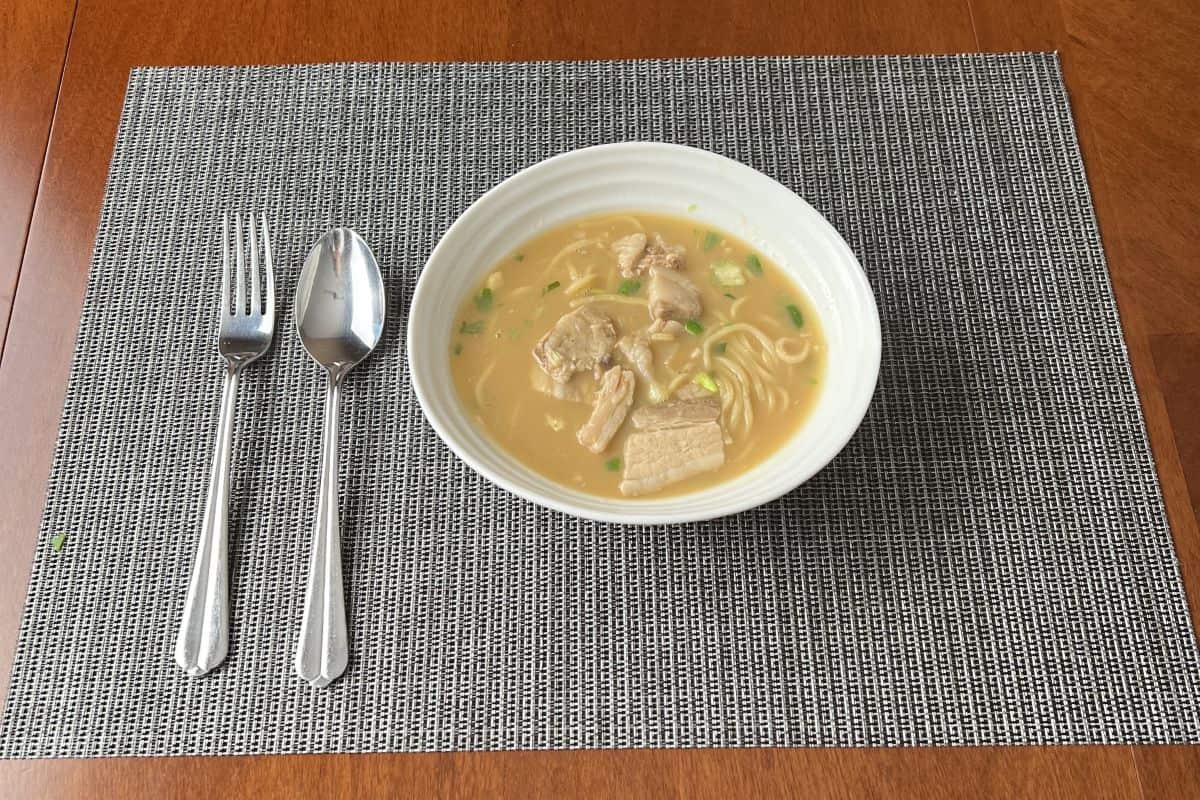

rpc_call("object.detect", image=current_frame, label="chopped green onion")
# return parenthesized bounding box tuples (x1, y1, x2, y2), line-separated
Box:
(617, 279, 641, 296)
(786, 304, 804, 328)
(459, 320, 484, 335)
(710, 260, 745, 287)
(714, 342, 727, 355)
(474, 287, 494, 312)
(702, 231, 721, 251)
(514, 253, 525, 262)
(693, 372, 719, 394)
(51, 533, 66, 552)
(684, 319, 704, 335)
(543, 281, 561, 294)
(809, 377, 819, 385)
(687, 203, 698, 212)
(453, 342, 463, 356)
(723, 293, 737, 300)
(746, 254, 764, 276)
(605, 457, 622, 472)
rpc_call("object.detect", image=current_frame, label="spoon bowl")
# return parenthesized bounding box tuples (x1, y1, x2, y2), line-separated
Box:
(296, 228, 385, 372)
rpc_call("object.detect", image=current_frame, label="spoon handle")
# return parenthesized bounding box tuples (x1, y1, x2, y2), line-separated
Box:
(296, 373, 348, 687)
(175, 364, 238, 676)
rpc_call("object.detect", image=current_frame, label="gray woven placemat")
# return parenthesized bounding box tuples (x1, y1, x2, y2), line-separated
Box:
(2, 53, 1198, 758)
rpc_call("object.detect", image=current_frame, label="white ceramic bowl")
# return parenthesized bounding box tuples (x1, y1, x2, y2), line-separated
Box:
(408, 142, 880, 524)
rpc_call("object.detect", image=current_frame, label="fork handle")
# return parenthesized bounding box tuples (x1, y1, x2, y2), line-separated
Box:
(175, 364, 239, 676)
(296, 372, 348, 687)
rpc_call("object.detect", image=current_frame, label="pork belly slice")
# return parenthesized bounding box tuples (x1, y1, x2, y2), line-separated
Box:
(577, 366, 635, 454)
(619, 421, 724, 496)
(630, 394, 720, 431)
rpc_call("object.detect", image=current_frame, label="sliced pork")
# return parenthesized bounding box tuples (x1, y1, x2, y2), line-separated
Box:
(611, 233, 647, 277)
(648, 318, 685, 338)
(617, 332, 654, 381)
(532, 306, 617, 384)
(577, 366, 635, 454)
(647, 267, 701, 322)
(630, 394, 721, 430)
(619, 421, 725, 496)
(674, 382, 713, 401)
(618, 330, 668, 403)
(637, 233, 686, 273)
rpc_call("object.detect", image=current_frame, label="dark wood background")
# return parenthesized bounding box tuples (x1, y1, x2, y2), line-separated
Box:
(1, 1, 1197, 796)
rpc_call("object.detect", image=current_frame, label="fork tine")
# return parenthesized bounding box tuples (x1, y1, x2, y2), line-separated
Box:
(234, 214, 246, 315)
(221, 213, 231, 316)
(260, 213, 275, 317)
(248, 213, 261, 313)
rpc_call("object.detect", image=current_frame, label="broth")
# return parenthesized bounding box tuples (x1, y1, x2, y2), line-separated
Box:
(449, 212, 825, 499)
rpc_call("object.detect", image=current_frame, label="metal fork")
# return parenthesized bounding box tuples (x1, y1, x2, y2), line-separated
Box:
(175, 213, 275, 676)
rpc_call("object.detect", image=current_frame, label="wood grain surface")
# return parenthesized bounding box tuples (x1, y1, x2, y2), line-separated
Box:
(0, 0, 76, 352)
(0, 0, 1196, 797)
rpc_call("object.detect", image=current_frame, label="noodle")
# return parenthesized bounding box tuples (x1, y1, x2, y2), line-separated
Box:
(721, 379, 740, 433)
(564, 273, 597, 296)
(569, 293, 650, 309)
(730, 297, 748, 318)
(725, 344, 766, 402)
(715, 355, 753, 432)
(701, 323, 779, 370)
(717, 378, 732, 410)
(728, 339, 774, 382)
(544, 238, 606, 276)
(774, 336, 812, 364)
(711, 322, 778, 351)
(474, 362, 496, 407)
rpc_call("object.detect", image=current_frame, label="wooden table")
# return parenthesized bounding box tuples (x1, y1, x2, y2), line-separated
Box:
(1, 1, 1197, 796)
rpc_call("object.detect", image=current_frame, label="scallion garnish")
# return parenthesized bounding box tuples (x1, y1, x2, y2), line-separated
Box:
(692, 372, 719, 393)
(786, 304, 804, 328)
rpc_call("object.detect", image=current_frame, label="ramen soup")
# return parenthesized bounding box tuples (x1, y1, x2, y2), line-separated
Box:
(449, 212, 825, 498)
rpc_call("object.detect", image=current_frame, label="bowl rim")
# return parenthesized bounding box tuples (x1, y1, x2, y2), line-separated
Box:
(407, 141, 881, 524)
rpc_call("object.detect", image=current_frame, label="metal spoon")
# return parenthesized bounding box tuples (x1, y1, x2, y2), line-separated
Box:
(294, 227, 385, 687)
